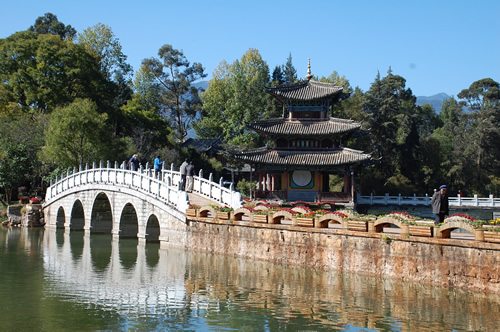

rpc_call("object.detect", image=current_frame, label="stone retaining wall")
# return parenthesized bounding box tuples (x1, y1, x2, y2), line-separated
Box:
(184, 221, 500, 294)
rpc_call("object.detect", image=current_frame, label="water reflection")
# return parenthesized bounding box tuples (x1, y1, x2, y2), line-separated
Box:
(1, 227, 499, 331)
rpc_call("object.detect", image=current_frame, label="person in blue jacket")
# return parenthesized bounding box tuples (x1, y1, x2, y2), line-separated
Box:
(154, 155, 163, 179)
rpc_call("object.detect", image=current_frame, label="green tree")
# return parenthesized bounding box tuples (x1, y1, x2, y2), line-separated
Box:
(283, 52, 297, 83)
(0, 31, 108, 113)
(197, 49, 271, 147)
(317, 70, 353, 118)
(28, 12, 76, 40)
(361, 68, 423, 192)
(40, 99, 111, 168)
(78, 23, 132, 81)
(0, 112, 45, 203)
(142, 44, 206, 141)
(271, 65, 284, 85)
(455, 78, 500, 194)
(194, 60, 231, 139)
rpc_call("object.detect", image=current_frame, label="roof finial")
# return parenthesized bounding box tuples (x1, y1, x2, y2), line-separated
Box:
(306, 58, 312, 80)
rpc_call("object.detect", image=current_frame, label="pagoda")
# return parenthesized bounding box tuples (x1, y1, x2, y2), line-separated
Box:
(233, 60, 371, 204)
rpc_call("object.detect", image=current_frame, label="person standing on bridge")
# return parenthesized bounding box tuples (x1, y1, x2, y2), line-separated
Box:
(431, 185, 449, 225)
(154, 155, 163, 180)
(180, 159, 188, 191)
(128, 154, 140, 171)
(185, 161, 195, 193)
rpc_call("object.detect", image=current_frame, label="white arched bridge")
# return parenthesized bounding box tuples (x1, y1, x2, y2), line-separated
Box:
(43, 161, 242, 244)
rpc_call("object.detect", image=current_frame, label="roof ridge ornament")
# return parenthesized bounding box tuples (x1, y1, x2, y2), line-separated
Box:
(306, 58, 312, 80)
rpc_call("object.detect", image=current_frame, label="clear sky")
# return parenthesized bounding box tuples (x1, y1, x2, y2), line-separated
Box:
(1, 0, 499, 97)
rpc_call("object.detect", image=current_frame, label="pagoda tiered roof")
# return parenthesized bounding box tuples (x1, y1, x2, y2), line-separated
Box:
(232, 147, 371, 167)
(247, 117, 361, 137)
(266, 79, 343, 102)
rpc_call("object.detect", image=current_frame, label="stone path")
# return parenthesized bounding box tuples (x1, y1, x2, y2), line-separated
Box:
(187, 192, 220, 207)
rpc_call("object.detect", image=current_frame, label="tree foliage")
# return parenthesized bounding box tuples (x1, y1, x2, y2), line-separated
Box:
(40, 99, 112, 168)
(78, 23, 132, 81)
(197, 49, 271, 147)
(28, 12, 76, 40)
(142, 44, 206, 141)
(0, 31, 108, 113)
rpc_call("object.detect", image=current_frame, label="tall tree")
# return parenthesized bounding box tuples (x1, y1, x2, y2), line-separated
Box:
(142, 44, 206, 141)
(283, 52, 297, 83)
(40, 99, 112, 168)
(120, 64, 172, 162)
(0, 112, 45, 203)
(78, 23, 132, 81)
(28, 13, 76, 40)
(271, 65, 284, 85)
(362, 68, 421, 190)
(197, 49, 271, 147)
(0, 31, 109, 113)
(194, 60, 231, 139)
(456, 78, 500, 193)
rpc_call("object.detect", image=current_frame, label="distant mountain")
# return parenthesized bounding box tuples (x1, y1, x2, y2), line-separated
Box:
(192, 81, 208, 91)
(416, 93, 449, 113)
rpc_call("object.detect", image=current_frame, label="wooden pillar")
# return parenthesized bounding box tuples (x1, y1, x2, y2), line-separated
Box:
(271, 174, 275, 192)
(350, 170, 355, 200)
(258, 172, 263, 191)
(249, 165, 253, 199)
(266, 173, 271, 191)
(343, 172, 348, 193)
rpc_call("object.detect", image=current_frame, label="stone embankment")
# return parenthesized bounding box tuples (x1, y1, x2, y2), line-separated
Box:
(183, 206, 500, 294)
(6, 204, 44, 227)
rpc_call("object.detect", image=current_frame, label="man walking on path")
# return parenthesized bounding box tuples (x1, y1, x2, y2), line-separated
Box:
(154, 155, 163, 180)
(180, 160, 188, 191)
(431, 185, 449, 225)
(185, 161, 195, 192)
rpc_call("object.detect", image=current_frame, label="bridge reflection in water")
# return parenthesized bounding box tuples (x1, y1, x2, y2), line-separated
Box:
(34, 228, 500, 331)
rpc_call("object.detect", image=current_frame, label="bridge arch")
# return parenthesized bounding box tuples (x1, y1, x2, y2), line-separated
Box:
(91, 192, 113, 234)
(145, 214, 160, 242)
(56, 206, 65, 229)
(70, 200, 85, 231)
(119, 203, 139, 238)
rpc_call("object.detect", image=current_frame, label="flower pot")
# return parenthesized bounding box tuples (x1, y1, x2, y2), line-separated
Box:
(251, 214, 268, 223)
(295, 217, 314, 227)
(484, 231, 500, 243)
(217, 211, 230, 220)
(347, 221, 367, 232)
(408, 225, 433, 237)
(186, 209, 198, 217)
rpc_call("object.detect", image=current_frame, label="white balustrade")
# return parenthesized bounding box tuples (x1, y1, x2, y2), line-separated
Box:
(356, 193, 499, 207)
(45, 161, 242, 211)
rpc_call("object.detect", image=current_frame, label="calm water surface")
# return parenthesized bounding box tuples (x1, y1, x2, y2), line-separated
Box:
(1, 227, 499, 331)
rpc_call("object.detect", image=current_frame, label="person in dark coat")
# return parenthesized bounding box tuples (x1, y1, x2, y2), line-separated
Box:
(185, 161, 195, 192)
(179, 159, 188, 191)
(431, 185, 449, 225)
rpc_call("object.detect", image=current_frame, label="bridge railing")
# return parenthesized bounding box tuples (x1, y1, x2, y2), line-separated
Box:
(189, 169, 242, 209)
(45, 161, 242, 210)
(356, 193, 500, 207)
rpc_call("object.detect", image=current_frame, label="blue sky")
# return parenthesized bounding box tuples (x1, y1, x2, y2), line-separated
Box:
(1, 0, 499, 97)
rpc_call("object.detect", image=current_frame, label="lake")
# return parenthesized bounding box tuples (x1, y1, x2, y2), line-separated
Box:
(1, 227, 499, 331)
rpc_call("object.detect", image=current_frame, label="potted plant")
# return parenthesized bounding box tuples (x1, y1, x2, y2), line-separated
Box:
(186, 204, 199, 217)
(251, 209, 269, 223)
(215, 206, 233, 220)
(294, 211, 315, 227)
